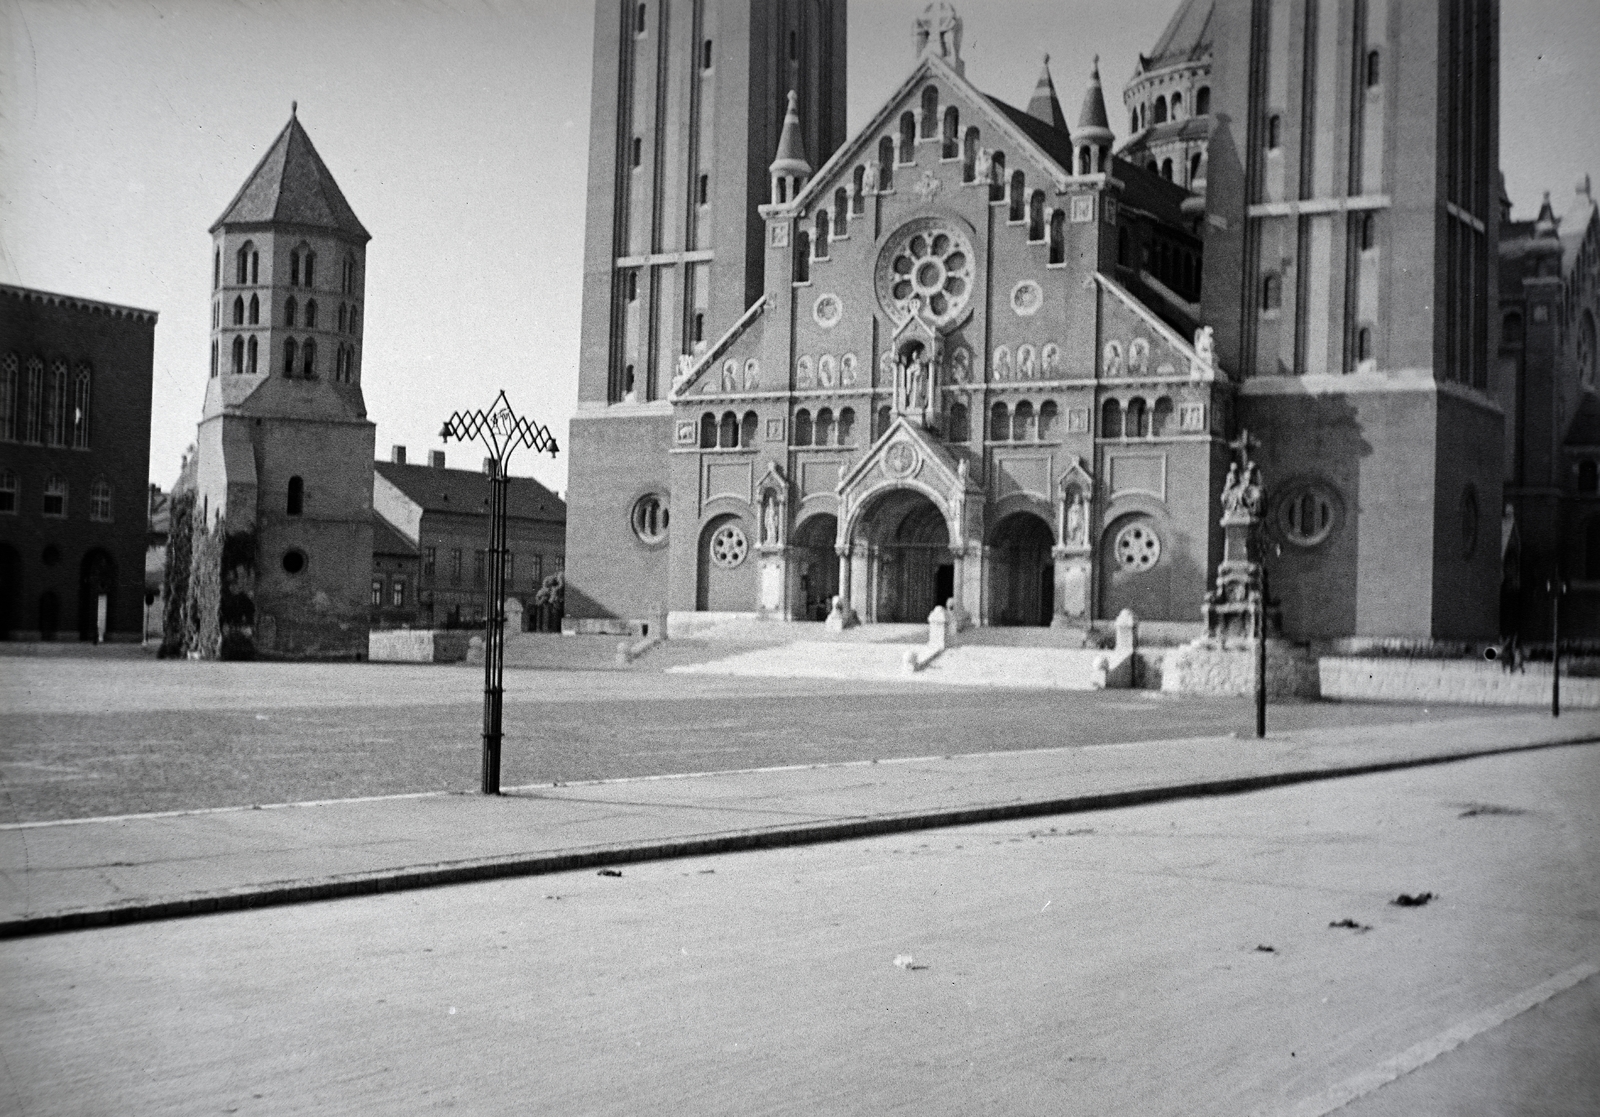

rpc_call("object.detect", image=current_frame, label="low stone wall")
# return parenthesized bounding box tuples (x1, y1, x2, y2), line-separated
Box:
(368, 629, 471, 664)
(1161, 641, 1320, 698)
(1318, 657, 1600, 708)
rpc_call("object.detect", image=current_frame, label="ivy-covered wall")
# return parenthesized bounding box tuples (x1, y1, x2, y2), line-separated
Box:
(159, 490, 195, 656)
(185, 519, 258, 660)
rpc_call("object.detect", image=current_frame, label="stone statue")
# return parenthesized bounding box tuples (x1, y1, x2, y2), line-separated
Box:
(762, 493, 781, 545)
(903, 350, 927, 410)
(974, 146, 992, 181)
(672, 354, 696, 391)
(957, 457, 970, 487)
(1220, 462, 1242, 517)
(864, 161, 879, 194)
(1193, 325, 1215, 368)
(1240, 464, 1264, 519)
(1065, 491, 1087, 547)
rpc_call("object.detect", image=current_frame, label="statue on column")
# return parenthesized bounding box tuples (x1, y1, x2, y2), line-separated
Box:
(1065, 490, 1088, 548)
(761, 491, 782, 546)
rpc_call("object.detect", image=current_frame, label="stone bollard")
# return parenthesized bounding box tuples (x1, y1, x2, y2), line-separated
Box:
(927, 605, 948, 653)
(902, 648, 920, 674)
(1115, 608, 1138, 655)
(650, 604, 668, 641)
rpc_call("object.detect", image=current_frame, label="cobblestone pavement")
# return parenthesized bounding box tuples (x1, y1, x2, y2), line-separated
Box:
(0, 658, 1503, 824)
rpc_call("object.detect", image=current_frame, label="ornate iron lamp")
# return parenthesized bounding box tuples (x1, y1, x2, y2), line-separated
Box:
(439, 391, 559, 793)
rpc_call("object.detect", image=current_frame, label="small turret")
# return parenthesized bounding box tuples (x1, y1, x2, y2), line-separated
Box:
(1535, 191, 1560, 239)
(1074, 55, 1114, 175)
(914, 2, 964, 76)
(768, 91, 811, 206)
(1027, 54, 1068, 134)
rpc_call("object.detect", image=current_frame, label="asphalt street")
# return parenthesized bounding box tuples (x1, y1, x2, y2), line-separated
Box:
(0, 658, 1503, 822)
(2, 742, 1594, 1116)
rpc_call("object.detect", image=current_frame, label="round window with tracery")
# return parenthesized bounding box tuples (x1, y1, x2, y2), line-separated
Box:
(709, 523, 748, 568)
(875, 219, 975, 326)
(1276, 483, 1338, 547)
(1114, 522, 1161, 572)
(631, 494, 669, 545)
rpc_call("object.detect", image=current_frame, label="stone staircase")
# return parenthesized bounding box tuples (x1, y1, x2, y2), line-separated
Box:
(668, 638, 1125, 689)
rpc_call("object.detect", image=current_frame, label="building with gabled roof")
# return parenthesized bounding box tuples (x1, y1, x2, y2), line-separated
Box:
(188, 107, 374, 658)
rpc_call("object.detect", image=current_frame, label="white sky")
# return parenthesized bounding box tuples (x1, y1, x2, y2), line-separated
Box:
(1, 0, 1596, 498)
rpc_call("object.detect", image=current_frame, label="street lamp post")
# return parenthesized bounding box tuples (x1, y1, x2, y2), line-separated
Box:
(1548, 572, 1566, 718)
(439, 391, 559, 794)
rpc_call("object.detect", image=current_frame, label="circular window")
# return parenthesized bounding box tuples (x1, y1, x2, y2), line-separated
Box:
(632, 494, 669, 545)
(709, 524, 748, 569)
(1275, 484, 1338, 547)
(875, 219, 975, 327)
(1114, 522, 1161, 572)
(1461, 485, 1479, 559)
(282, 549, 307, 574)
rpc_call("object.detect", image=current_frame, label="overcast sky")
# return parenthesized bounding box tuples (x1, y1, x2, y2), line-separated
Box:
(2, 0, 1596, 498)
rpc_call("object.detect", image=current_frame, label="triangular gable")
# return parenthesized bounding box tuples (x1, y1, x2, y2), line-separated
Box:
(785, 53, 1076, 218)
(669, 295, 771, 399)
(1093, 272, 1218, 380)
(837, 414, 971, 498)
(756, 460, 790, 499)
(1056, 454, 1093, 495)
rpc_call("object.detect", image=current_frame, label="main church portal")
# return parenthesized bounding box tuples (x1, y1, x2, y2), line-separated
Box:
(857, 490, 953, 623)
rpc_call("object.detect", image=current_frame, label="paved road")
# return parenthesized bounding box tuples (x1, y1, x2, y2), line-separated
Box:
(0, 659, 1502, 822)
(2, 743, 1594, 1116)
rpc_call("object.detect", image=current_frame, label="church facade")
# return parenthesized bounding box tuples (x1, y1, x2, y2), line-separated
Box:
(565, 0, 1505, 643)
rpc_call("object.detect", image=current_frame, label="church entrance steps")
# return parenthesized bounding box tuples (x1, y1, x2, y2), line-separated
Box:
(668, 640, 1124, 689)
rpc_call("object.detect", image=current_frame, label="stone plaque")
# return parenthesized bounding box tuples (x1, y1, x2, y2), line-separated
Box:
(675, 420, 697, 445)
(1070, 194, 1094, 223)
(1108, 454, 1166, 500)
(995, 454, 1049, 498)
(1066, 408, 1090, 433)
(801, 460, 840, 497)
(705, 462, 752, 504)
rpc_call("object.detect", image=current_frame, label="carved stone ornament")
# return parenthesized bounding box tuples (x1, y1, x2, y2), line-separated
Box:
(814, 293, 843, 329)
(840, 352, 859, 386)
(818, 353, 838, 388)
(721, 359, 740, 392)
(1102, 340, 1124, 377)
(914, 169, 943, 203)
(770, 223, 790, 248)
(744, 358, 760, 390)
(796, 355, 815, 389)
(1041, 342, 1061, 378)
(876, 218, 975, 327)
(883, 440, 921, 480)
(1011, 280, 1043, 317)
(1128, 337, 1150, 375)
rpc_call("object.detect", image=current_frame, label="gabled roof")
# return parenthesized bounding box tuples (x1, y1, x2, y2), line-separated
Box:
(1026, 56, 1068, 133)
(211, 112, 370, 240)
(374, 461, 565, 522)
(372, 511, 419, 556)
(1139, 0, 1215, 72)
(1094, 272, 1216, 379)
(671, 295, 771, 397)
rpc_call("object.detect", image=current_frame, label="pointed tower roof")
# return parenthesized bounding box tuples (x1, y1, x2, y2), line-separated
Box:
(1139, 0, 1215, 72)
(1535, 191, 1561, 239)
(210, 109, 370, 240)
(1076, 55, 1114, 145)
(769, 90, 812, 179)
(1027, 55, 1068, 134)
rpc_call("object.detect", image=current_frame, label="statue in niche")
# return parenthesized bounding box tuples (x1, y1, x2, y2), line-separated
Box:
(1065, 490, 1088, 548)
(840, 353, 858, 386)
(957, 457, 969, 487)
(1193, 325, 1215, 368)
(761, 492, 782, 545)
(950, 346, 972, 383)
(879, 349, 898, 387)
(721, 359, 739, 392)
(1041, 342, 1061, 379)
(1128, 337, 1150, 375)
(819, 354, 838, 387)
(992, 346, 1013, 382)
(797, 355, 815, 389)
(673, 354, 696, 391)
(744, 358, 761, 390)
(1102, 340, 1124, 377)
(1018, 344, 1037, 379)
(864, 161, 879, 194)
(1221, 461, 1264, 521)
(974, 147, 992, 181)
(901, 348, 929, 410)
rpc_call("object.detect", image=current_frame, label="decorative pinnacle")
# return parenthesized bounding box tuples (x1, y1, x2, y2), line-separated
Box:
(291, 101, 297, 117)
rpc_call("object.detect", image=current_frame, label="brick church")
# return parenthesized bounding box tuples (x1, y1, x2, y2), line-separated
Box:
(565, 0, 1503, 643)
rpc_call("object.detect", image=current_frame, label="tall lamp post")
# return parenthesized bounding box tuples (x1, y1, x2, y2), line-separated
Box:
(440, 391, 559, 794)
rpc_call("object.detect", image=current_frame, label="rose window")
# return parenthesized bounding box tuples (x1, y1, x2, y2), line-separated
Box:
(1114, 522, 1161, 572)
(709, 524, 748, 568)
(876, 219, 975, 327)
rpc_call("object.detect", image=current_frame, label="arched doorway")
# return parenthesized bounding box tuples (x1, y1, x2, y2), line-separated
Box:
(857, 489, 951, 623)
(989, 512, 1054, 625)
(696, 512, 755, 612)
(793, 513, 838, 621)
(79, 549, 118, 641)
(0, 543, 18, 639)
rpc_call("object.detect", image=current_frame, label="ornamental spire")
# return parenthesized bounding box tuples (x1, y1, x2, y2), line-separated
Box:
(1027, 54, 1068, 134)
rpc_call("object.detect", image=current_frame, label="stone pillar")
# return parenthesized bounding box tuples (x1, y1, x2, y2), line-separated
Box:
(826, 544, 858, 630)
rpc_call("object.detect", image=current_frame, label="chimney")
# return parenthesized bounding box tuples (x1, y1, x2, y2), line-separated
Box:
(430, 450, 446, 468)
(391, 445, 407, 464)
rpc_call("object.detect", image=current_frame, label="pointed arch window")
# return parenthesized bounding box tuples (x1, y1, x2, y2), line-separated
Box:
(837, 407, 855, 445)
(878, 136, 896, 188)
(793, 409, 813, 446)
(233, 297, 244, 326)
(248, 294, 259, 324)
(342, 254, 356, 294)
(338, 304, 347, 332)
(852, 165, 866, 213)
(920, 86, 939, 139)
(1028, 191, 1045, 241)
(247, 336, 259, 376)
(290, 250, 300, 287)
(1, 353, 15, 441)
(1170, 92, 1183, 118)
(813, 212, 830, 257)
(287, 476, 304, 516)
(898, 112, 916, 163)
(304, 251, 315, 288)
(990, 402, 1010, 442)
(833, 187, 848, 234)
(989, 151, 1006, 202)
(1101, 398, 1123, 438)
(285, 297, 297, 327)
(70, 364, 91, 448)
(214, 251, 220, 290)
(305, 300, 317, 328)
(1049, 210, 1066, 264)
(232, 336, 245, 376)
(1009, 171, 1026, 222)
(46, 360, 68, 447)
(941, 106, 960, 158)
(794, 231, 811, 283)
(815, 408, 834, 446)
(1079, 147, 1093, 175)
(284, 339, 298, 377)
(236, 243, 252, 285)
(962, 128, 979, 182)
(211, 342, 218, 380)
(90, 478, 113, 522)
(302, 339, 317, 379)
(23, 358, 43, 443)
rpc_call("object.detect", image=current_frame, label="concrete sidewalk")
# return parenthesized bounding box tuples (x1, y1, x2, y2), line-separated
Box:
(3, 712, 1597, 938)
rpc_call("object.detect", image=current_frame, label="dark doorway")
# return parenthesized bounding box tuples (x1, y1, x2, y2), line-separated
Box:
(38, 591, 60, 640)
(79, 549, 118, 641)
(0, 544, 18, 639)
(866, 492, 949, 623)
(935, 563, 954, 607)
(793, 514, 839, 620)
(990, 512, 1054, 625)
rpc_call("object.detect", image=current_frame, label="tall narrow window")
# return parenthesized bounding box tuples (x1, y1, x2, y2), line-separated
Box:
(693, 313, 705, 343)
(878, 136, 895, 189)
(1101, 399, 1123, 438)
(303, 252, 315, 288)
(2, 353, 18, 441)
(42, 475, 66, 517)
(920, 86, 939, 138)
(701, 39, 712, 69)
(236, 243, 251, 284)
(1009, 171, 1026, 222)
(1080, 148, 1093, 175)
(305, 300, 317, 328)
(814, 212, 829, 256)
(89, 479, 112, 522)
(247, 336, 258, 375)
(1049, 210, 1066, 264)
(1356, 327, 1373, 362)
(718, 411, 738, 448)
(698, 173, 709, 205)
(1161, 158, 1174, 181)
(794, 231, 811, 282)
(635, 2, 645, 34)
(962, 128, 979, 182)
(248, 294, 259, 324)
(1171, 92, 1183, 118)
(342, 255, 356, 294)
(302, 339, 316, 379)
(794, 409, 813, 446)
(852, 165, 866, 213)
(990, 403, 1010, 441)
(1126, 397, 1148, 437)
(24, 358, 43, 443)
(287, 476, 304, 516)
(284, 339, 298, 377)
(1196, 87, 1210, 115)
(898, 112, 916, 163)
(989, 151, 1006, 202)
(213, 251, 220, 289)
(947, 402, 969, 442)
(626, 271, 639, 302)
(1366, 50, 1381, 87)
(1267, 114, 1282, 149)
(700, 412, 717, 448)
(285, 297, 297, 327)
(837, 407, 855, 445)
(1153, 96, 1168, 124)
(941, 106, 959, 158)
(1039, 401, 1059, 440)
(1028, 191, 1045, 241)
(1262, 273, 1283, 312)
(233, 297, 244, 325)
(833, 188, 848, 233)
(251, 250, 258, 284)
(814, 408, 834, 446)
(290, 250, 300, 286)
(44, 360, 66, 447)
(741, 410, 759, 447)
(1360, 213, 1376, 250)
(1013, 400, 1036, 441)
(349, 307, 359, 334)
(211, 342, 218, 379)
(631, 137, 642, 167)
(338, 304, 347, 332)
(232, 336, 244, 376)
(1190, 153, 1203, 183)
